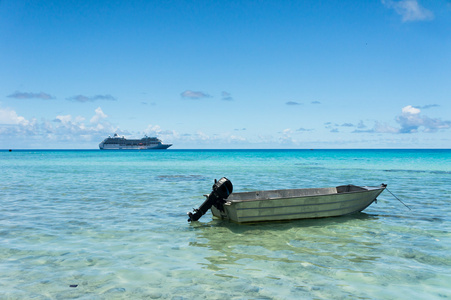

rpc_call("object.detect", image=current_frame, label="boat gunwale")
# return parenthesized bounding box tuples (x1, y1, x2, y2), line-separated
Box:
(233, 191, 380, 210)
(225, 185, 385, 203)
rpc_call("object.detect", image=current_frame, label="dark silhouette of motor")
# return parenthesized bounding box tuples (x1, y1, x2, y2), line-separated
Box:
(187, 177, 233, 222)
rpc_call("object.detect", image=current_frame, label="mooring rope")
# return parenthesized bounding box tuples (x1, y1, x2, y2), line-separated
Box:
(386, 187, 411, 210)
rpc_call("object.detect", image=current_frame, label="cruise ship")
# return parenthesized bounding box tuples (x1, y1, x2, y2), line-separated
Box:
(99, 134, 172, 150)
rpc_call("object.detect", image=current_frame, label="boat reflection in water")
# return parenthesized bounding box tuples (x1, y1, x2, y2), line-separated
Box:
(189, 214, 382, 297)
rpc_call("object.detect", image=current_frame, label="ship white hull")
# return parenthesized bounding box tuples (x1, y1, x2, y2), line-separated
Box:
(99, 144, 171, 150)
(99, 134, 172, 150)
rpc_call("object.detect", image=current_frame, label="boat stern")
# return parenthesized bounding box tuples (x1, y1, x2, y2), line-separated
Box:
(211, 202, 240, 222)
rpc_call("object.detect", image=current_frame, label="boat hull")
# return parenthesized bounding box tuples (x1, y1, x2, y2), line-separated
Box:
(211, 185, 386, 223)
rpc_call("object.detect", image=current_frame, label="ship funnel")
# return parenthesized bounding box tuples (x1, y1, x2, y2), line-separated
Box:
(187, 177, 233, 222)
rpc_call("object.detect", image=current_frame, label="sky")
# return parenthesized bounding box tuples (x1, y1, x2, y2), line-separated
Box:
(1, 0, 450, 149)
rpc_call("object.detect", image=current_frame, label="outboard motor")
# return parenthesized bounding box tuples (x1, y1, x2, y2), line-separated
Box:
(187, 177, 233, 222)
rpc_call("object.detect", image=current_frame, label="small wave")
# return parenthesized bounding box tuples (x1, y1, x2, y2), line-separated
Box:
(384, 169, 450, 174)
(430, 170, 451, 174)
(156, 175, 207, 182)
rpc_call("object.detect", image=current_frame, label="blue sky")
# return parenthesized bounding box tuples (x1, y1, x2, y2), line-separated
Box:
(1, 0, 450, 149)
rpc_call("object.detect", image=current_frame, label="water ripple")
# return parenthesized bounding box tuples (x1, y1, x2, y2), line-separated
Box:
(1, 149, 450, 299)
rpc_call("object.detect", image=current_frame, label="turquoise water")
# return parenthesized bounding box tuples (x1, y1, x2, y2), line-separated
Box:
(1, 149, 450, 299)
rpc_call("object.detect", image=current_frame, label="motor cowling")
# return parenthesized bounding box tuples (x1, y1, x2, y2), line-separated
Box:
(187, 177, 233, 222)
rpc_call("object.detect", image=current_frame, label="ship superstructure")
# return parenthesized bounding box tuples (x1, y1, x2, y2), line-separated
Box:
(99, 134, 172, 150)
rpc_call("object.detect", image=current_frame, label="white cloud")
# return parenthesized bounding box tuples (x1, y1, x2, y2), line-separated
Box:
(397, 105, 451, 133)
(228, 135, 246, 142)
(0, 107, 28, 125)
(397, 105, 424, 133)
(0, 107, 117, 147)
(373, 122, 399, 133)
(90, 107, 108, 123)
(382, 0, 434, 22)
(282, 128, 293, 134)
(353, 105, 451, 134)
(195, 131, 210, 141)
(144, 127, 252, 148)
(55, 114, 72, 124)
(144, 124, 162, 136)
(357, 120, 367, 129)
(401, 105, 420, 115)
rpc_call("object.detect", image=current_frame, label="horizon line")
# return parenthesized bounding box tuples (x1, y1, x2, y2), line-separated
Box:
(2, 148, 451, 151)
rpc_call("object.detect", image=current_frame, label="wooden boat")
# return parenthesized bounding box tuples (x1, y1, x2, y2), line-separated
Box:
(210, 184, 387, 223)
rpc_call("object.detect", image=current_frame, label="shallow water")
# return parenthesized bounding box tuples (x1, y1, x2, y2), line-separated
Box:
(1, 149, 450, 299)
